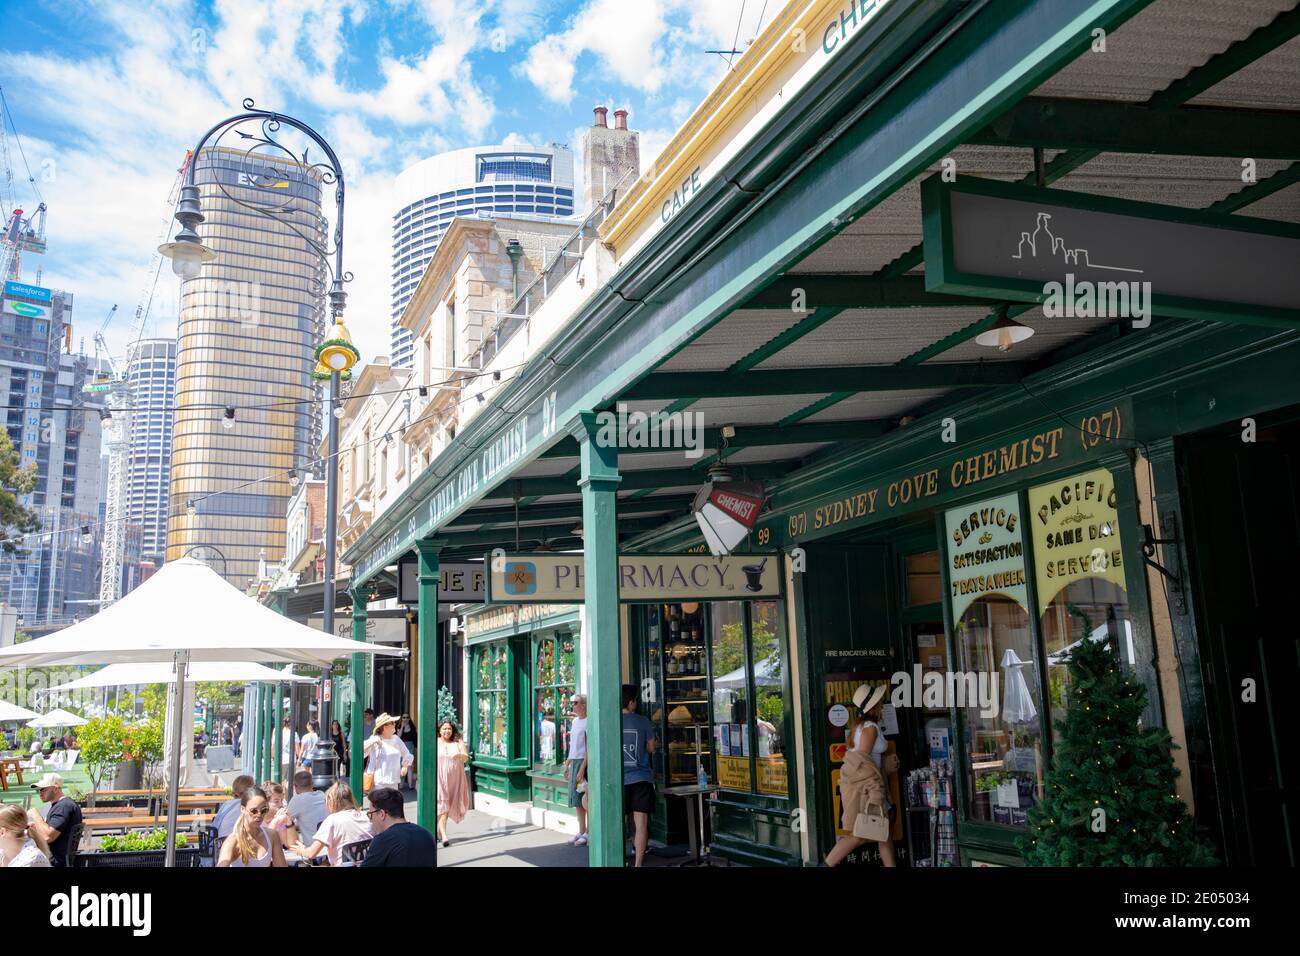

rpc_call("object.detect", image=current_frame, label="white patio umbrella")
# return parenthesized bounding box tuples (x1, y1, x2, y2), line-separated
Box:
(0, 557, 405, 865)
(0, 700, 39, 722)
(28, 707, 88, 728)
(40, 661, 317, 693)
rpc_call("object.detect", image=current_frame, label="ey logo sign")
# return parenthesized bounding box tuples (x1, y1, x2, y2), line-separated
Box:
(504, 561, 537, 596)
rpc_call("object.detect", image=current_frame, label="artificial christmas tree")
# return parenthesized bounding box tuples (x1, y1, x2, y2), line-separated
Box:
(1019, 633, 1216, 866)
(437, 685, 459, 731)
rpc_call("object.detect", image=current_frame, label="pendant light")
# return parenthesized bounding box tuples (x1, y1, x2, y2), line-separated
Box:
(975, 305, 1034, 352)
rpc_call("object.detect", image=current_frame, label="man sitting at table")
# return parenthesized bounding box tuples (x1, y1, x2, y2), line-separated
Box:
(286, 770, 327, 845)
(214, 775, 255, 842)
(26, 772, 82, 867)
(361, 787, 435, 867)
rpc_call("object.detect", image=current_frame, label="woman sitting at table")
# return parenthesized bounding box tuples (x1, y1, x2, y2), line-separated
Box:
(289, 781, 370, 866)
(0, 804, 51, 867)
(217, 786, 287, 868)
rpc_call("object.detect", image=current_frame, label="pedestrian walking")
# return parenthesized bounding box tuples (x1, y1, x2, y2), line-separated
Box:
(399, 715, 418, 791)
(362, 712, 412, 794)
(567, 694, 589, 846)
(280, 718, 298, 782)
(621, 684, 657, 867)
(435, 720, 470, 847)
(329, 720, 348, 777)
(217, 786, 287, 867)
(297, 720, 320, 771)
(0, 804, 51, 867)
(290, 781, 371, 867)
(361, 788, 436, 866)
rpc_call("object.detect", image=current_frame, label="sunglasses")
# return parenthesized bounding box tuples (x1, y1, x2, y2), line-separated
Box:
(246, 806, 269, 816)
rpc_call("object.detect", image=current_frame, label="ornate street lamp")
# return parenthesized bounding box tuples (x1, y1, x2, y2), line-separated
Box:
(160, 99, 358, 791)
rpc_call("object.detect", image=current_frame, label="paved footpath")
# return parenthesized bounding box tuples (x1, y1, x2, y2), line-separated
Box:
(435, 809, 702, 867)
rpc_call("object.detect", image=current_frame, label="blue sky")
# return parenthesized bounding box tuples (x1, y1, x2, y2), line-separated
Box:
(0, 0, 771, 366)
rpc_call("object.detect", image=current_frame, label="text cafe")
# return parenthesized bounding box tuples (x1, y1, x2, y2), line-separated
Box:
(461, 553, 788, 861)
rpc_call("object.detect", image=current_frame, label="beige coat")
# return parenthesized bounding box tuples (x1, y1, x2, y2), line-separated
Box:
(839, 749, 888, 833)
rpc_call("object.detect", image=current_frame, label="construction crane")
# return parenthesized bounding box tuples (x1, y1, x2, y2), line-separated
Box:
(90, 150, 191, 606)
(0, 203, 47, 281)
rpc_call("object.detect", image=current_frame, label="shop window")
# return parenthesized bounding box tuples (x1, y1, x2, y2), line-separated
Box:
(955, 596, 1042, 827)
(1029, 468, 1132, 742)
(945, 493, 1041, 828)
(533, 631, 578, 770)
(906, 550, 942, 606)
(473, 642, 509, 758)
(711, 601, 789, 797)
(663, 602, 709, 786)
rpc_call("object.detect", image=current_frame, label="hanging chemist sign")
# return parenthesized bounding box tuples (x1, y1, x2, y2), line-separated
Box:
(944, 492, 1029, 622)
(1028, 467, 1127, 615)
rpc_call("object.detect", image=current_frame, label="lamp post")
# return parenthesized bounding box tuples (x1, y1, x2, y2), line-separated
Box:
(160, 99, 360, 790)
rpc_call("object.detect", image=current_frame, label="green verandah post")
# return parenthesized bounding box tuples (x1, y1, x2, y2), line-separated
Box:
(415, 539, 442, 833)
(253, 683, 265, 782)
(574, 411, 623, 867)
(350, 590, 368, 800)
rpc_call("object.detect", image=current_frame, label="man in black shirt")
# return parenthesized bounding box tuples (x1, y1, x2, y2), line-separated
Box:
(361, 787, 436, 866)
(28, 773, 82, 867)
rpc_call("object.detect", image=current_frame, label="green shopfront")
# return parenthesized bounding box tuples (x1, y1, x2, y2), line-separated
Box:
(342, 0, 1300, 867)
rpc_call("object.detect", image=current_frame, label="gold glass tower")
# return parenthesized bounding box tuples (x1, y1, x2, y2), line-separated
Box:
(166, 147, 325, 585)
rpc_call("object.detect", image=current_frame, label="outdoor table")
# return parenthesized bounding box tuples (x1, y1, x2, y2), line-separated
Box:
(0, 756, 23, 790)
(661, 783, 720, 866)
(96, 787, 228, 798)
(82, 813, 203, 833)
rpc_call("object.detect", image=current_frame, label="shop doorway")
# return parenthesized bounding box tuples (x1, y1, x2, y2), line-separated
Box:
(1180, 411, 1300, 866)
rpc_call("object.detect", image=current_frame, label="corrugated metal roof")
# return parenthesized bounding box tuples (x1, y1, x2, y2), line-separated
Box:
(1191, 32, 1300, 107)
(753, 307, 993, 369)
(1033, 0, 1294, 103)
(659, 310, 806, 372)
(799, 389, 950, 423)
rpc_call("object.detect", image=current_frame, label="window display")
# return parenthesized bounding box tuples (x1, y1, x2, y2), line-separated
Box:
(533, 631, 577, 768)
(1029, 468, 1133, 742)
(945, 494, 1042, 828)
(473, 642, 509, 758)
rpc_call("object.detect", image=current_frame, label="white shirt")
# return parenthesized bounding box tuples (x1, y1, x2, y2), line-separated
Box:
(215, 797, 242, 838)
(569, 716, 587, 762)
(854, 720, 888, 770)
(2, 838, 51, 868)
(281, 728, 298, 762)
(286, 790, 328, 844)
(299, 732, 319, 763)
(314, 809, 372, 867)
(365, 735, 412, 787)
(539, 718, 556, 763)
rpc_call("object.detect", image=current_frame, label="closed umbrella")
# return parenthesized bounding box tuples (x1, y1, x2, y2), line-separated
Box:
(0, 557, 405, 865)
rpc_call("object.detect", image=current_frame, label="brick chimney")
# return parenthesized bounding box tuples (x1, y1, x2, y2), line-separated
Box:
(583, 106, 640, 208)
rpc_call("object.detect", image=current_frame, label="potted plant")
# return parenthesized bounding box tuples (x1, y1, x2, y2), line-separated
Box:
(80, 829, 201, 868)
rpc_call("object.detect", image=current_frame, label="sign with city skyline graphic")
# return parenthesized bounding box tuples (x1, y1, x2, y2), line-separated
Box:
(921, 174, 1300, 328)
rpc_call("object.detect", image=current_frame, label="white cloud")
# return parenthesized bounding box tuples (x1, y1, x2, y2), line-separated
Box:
(522, 0, 671, 102)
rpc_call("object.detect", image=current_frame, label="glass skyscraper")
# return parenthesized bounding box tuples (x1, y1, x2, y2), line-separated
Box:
(166, 147, 325, 586)
(126, 338, 175, 568)
(390, 145, 575, 367)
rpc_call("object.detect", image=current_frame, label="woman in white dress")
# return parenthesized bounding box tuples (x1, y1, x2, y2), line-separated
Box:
(0, 804, 51, 867)
(217, 786, 287, 867)
(363, 712, 413, 792)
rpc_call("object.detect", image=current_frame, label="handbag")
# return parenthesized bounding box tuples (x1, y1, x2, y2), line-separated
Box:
(853, 800, 890, 842)
(363, 770, 375, 793)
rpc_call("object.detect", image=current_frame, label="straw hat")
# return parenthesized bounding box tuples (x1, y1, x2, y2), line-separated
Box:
(852, 684, 887, 714)
(372, 712, 400, 733)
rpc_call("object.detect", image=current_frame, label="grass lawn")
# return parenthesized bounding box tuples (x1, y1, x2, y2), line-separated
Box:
(1, 756, 96, 810)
